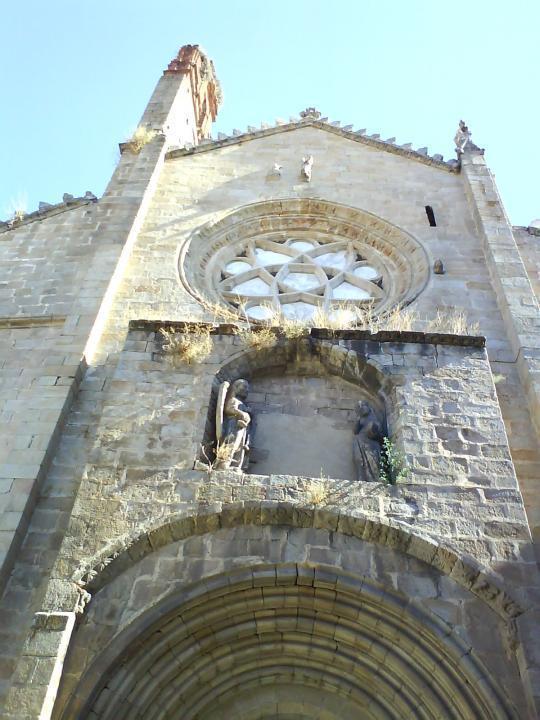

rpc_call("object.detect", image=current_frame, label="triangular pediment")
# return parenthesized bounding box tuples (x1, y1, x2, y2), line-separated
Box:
(166, 117, 458, 172)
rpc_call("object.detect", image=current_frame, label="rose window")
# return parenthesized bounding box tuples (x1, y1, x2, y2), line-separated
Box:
(219, 237, 384, 322)
(180, 199, 430, 321)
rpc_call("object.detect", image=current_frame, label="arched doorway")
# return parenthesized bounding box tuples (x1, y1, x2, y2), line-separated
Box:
(56, 521, 522, 719)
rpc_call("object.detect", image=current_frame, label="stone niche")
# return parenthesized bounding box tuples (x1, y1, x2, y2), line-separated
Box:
(247, 373, 383, 480)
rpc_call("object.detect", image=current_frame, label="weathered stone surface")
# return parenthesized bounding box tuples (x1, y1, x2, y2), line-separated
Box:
(1, 45, 540, 720)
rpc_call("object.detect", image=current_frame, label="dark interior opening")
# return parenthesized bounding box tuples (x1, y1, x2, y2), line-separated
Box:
(425, 205, 437, 226)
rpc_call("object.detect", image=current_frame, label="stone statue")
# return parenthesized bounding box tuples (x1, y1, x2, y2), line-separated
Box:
(301, 155, 314, 182)
(353, 401, 383, 483)
(300, 108, 321, 120)
(454, 120, 471, 154)
(215, 379, 252, 470)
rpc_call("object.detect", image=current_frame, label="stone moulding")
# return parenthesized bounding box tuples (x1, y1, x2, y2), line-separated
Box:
(72, 501, 522, 624)
(129, 318, 486, 348)
(0, 315, 67, 329)
(69, 558, 516, 720)
(165, 118, 459, 172)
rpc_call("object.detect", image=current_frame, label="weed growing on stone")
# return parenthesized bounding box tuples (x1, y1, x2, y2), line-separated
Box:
(307, 479, 329, 505)
(235, 304, 308, 348)
(379, 437, 410, 485)
(355, 302, 417, 333)
(312, 304, 358, 331)
(427, 308, 480, 335)
(198, 440, 236, 472)
(159, 325, 212, 364)
(125, 126, 157, 154)
(236, 323, 277, 350)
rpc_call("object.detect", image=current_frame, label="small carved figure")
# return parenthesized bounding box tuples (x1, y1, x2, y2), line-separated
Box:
(433, 259, 445, 275)
(300, 108, 321, 120)
(301, 155, 314, 182)
(215, 379, 252, 470)
(353, 401, 383, 483)
(454, 119, 471, 154)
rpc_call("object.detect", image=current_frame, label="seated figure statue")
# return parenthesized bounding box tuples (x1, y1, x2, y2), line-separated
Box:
(215, 379, 252, 470)
(353, 400, 383, 483)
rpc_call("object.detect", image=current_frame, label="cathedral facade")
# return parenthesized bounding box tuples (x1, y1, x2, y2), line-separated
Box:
(1, 45, 540, 719)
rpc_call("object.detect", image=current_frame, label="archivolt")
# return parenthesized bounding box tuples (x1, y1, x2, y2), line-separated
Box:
(76, 564, 514, 720)
(75, 502, 522, 623)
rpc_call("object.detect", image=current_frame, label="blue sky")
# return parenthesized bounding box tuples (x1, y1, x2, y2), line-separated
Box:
(1, 0, 538, 225)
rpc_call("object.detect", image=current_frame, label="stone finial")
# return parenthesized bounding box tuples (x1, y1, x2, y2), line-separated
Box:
(301, 155, 314, 182)
(454, 119, 483, 155)
(300, 108, 321, 120)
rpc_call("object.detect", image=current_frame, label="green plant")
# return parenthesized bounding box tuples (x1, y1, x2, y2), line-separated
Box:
(379, 437, 410, 485)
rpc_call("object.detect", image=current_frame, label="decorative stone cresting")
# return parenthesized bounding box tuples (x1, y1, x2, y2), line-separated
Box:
(0, 192, 97, 233)
(166, 115, 458, 170)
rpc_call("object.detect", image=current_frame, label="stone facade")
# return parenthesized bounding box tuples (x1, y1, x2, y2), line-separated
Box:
(1, 45, 540, 719)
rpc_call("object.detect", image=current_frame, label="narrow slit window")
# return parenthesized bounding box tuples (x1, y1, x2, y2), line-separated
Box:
(425, 206, 437, 227)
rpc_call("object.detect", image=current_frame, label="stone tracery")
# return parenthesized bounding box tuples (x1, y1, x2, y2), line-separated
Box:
(180, 198, 431, 320)
(220, 235, 384, 321)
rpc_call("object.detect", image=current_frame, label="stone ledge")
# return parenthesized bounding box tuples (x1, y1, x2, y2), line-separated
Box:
(0, 315, 66, 329)
(128, 319, 486, 348)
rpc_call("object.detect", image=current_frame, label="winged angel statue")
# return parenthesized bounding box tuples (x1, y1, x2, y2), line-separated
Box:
(215, 379, 252, 470)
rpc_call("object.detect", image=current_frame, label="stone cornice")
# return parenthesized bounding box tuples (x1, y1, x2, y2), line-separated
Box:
(165, 119, 459, 173)
(0, 315, 66, 329)
(129, 319, 485, 348)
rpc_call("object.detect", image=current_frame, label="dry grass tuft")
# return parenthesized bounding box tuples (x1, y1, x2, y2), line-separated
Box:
(312, 305, 357, 331)
(236, 323, 277, 350)
(125, 126, 157, 154)
(159, 325, 212, 364)
(199, 440, 236, 472)
(202, 299, 241, 324)
(307, 480, 329, 505)
(280, 315, 310, 340)
(352, 302, 417, 333)
(214, 441, 236, 467)
(427, 308, 480, 335)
